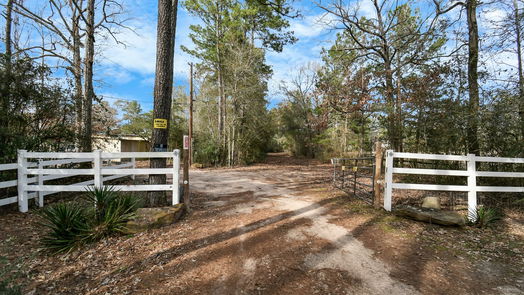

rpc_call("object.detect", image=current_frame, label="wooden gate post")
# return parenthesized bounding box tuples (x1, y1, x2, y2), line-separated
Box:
(183, 137, 190, 209)
(373, 142, 384, 208)
(353, 159, 358, 196)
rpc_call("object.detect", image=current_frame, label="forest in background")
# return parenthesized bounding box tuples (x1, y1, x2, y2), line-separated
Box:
(1, 0, 524, 166)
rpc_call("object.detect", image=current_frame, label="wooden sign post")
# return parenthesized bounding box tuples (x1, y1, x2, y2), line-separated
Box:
(183, 135, 190, 209)
(188, 63, 194, 166)
(373, 141, 384, 208)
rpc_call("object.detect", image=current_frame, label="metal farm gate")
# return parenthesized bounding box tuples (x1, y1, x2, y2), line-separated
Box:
(331, 157, 376, 204)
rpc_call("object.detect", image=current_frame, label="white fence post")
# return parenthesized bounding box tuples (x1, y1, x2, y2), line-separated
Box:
(384, 150, 394, 211)
(17, 150, 28, 213)
(467, 153, 478, 222)
(172, 149, 180, 205)
(37, 159, 44, 207)
(131, 157, 136, 180)
(94, 150, 102, 189)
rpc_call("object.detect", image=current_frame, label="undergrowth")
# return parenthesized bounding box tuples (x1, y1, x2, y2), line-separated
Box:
(469, 206, 503, 228)
(39, 186, 141, 254)
(0, 281, 21, 295)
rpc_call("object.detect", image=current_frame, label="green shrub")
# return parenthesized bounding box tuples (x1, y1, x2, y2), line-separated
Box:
(193, 137, 222, 166)
(38, 202, 90, 254)
(470, 206, 503, 228)
(39, 187, 141, 254)
(82, 187, 141, 241)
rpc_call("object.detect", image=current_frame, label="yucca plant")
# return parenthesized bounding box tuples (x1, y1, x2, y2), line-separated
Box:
(82, 186, 116, 222)
(39, 187, 141, 254)
(38, 202, 90, 254)
(81, 186, 141, 242)
(470, 206, 503, 228)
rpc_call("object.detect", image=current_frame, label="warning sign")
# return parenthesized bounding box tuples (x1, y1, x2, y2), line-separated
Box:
(183, 135, 190, 150)
(352, 166, 358, 172)
(154, 118, 167, 129)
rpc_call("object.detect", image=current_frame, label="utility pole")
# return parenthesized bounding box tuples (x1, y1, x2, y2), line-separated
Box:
(183, 134, 190, 208)
(182, 63, 194, 210)
(188, 62, 194, 166)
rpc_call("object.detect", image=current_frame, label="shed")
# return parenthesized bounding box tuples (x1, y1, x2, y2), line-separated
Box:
(92, 135, 150, 153)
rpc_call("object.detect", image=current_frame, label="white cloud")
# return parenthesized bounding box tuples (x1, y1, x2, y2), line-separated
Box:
(290, 13, 336, 38)
(482, 50, 519, 78)
(480, 8, 507, 30)
(102, 67, 134, 84)
(98, 11, 197, 80)
(100, 22, 158, 75)
(266, 39, 330, 105)
(99, 92, 153, 110)
(356, 0, 377, 19)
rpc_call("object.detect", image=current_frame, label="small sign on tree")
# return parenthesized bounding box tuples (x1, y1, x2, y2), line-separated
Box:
(154, 118, 168, 129)
(183, 135, 190, 150)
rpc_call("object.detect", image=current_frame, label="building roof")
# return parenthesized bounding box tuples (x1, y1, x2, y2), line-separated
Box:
(92, 134, 149, 142)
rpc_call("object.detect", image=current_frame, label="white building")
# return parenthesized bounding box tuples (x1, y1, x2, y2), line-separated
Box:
(92, 135, 150, 153)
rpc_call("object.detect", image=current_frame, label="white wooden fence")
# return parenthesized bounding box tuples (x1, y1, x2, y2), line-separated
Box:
(0, 150, 180, 212)
(384, 150, 524, 221)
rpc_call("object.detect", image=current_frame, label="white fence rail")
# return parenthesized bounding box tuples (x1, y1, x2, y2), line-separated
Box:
(1, 158, 97, 207)
(1, 150, 180, 212)
(384, 151, 524, 221)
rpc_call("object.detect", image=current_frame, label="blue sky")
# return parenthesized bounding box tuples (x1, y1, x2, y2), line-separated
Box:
(95, 0, 338, 111)
(94, 0, 513, 111)
(1, 0, 513, 111)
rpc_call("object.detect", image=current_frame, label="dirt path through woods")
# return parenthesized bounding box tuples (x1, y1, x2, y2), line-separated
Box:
(2, 154, 523, 294)
(188, 165, 417, 294)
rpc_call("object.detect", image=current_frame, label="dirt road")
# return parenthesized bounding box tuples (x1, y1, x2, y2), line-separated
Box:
(2, 154, 523, 294)
(188, 163, 417, 294)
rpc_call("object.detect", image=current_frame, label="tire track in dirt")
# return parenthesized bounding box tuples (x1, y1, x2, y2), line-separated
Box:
(191, 168, 419, 294)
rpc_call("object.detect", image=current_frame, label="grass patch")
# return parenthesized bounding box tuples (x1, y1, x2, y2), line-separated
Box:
(372, 214, 413, 235)
(0, 281, 21, 295)
(342, 199, 377, 215)
(0, 256, 22, 295)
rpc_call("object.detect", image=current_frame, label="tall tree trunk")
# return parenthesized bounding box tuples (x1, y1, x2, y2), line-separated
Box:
(415, 106, 423, 153)
(215, 2, 225, 147)
(466, 0, 480, 155)
(81, 0, 95, 152)
(72, 11, 84, 151)
(384, 60, 397, 151)
(1, 0, 13, 160)
(359, 112, 365, 156)
(514, 0, 524, 150)
(167, 0, 179, 96)
(231, 123, 236, 165)
(343, 115, 348, 153)
(376, 7, 399, 152)
(217, 62, 225, 142)
(5, 0, 12, 62)
(149, 0, 177, 207)
(396, 61, 403, 153)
